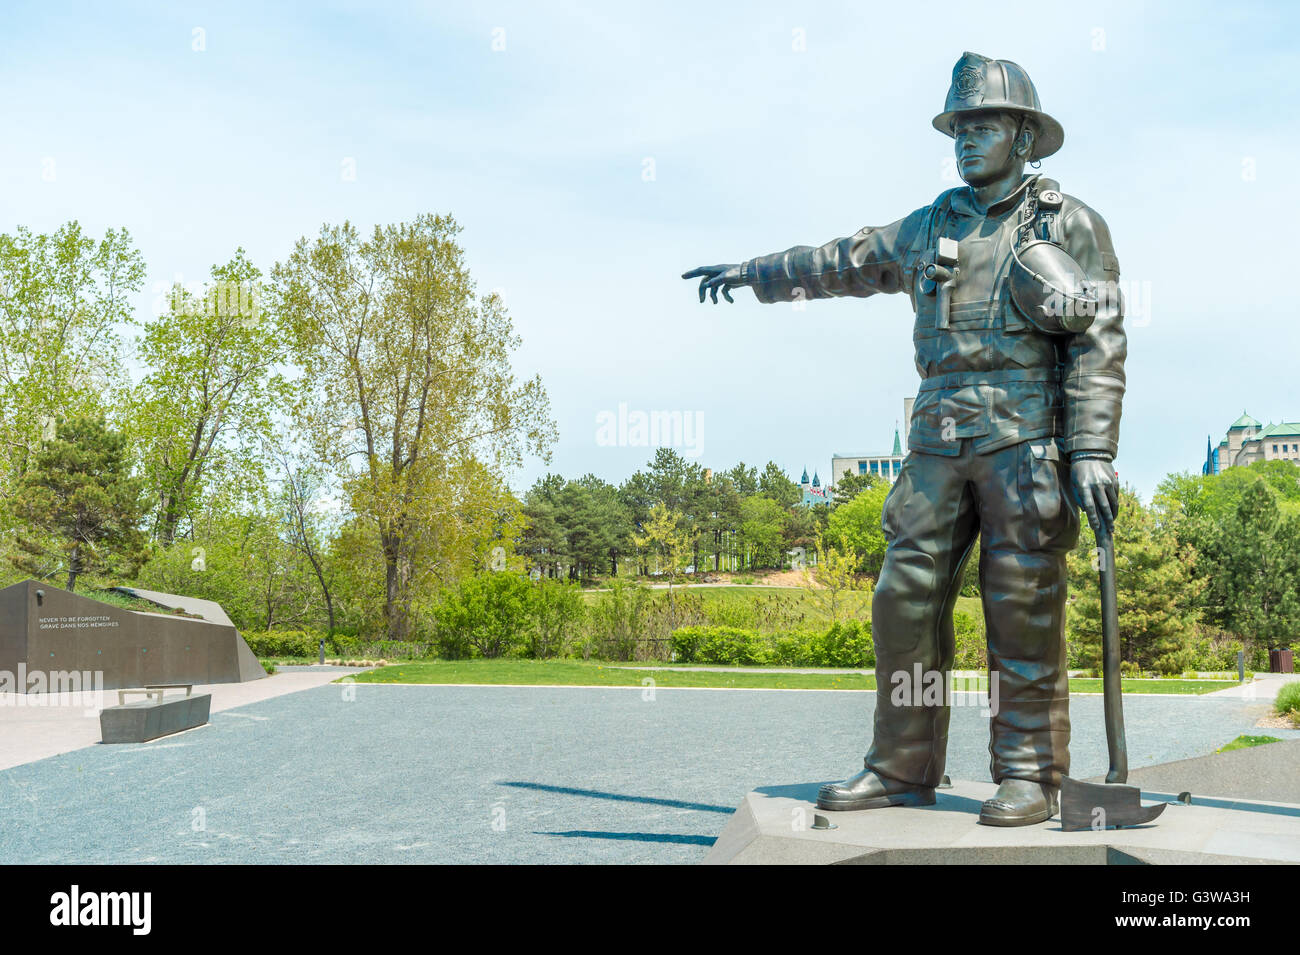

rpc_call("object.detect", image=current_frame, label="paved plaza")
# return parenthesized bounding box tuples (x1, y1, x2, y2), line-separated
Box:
(2, 676, 1296, 864)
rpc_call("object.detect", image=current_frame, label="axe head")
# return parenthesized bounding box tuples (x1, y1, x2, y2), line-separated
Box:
(1059, 776, 1167, 832)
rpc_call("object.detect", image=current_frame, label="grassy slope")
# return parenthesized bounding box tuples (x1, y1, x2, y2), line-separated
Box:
(82, 588, 203, 618)
(580, 583, 985, 630)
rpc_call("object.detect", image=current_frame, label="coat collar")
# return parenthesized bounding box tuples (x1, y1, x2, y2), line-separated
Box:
(949, 174, 1038, 218)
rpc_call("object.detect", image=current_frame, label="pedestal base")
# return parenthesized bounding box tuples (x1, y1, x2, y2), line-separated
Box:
(704, 779, 1300, 864)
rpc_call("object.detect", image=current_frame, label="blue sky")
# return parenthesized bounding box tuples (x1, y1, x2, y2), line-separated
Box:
(3, 0, 1298, 500)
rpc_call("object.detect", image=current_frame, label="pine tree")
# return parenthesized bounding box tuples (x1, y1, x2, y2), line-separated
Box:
(1067, 486, 1204, 674)
(10, 416, 148, 591)
(1201, 479, 1300, 653)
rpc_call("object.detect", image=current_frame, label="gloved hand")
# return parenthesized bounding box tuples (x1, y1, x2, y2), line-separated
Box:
(682, 263, 743, 303)
(1070, 454, 1119, 535)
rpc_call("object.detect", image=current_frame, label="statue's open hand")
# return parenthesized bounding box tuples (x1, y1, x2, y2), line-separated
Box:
(682, 264, 742, 304)
(1070, 457, 1119, 536)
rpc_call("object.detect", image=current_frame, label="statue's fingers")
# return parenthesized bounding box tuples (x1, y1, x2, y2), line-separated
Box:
(1106, 479, 1119, 522)
(709, 283, 719, 304)
(1092, 484, 1114, 533)
(722, 284, 735, 304)
(1069, 475, 1086, 512)
(1079, 490, 1100, 535)
(698, 276, 709, 303)
(682, 267, 710, 279)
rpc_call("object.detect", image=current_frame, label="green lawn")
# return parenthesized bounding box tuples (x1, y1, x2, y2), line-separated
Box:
(350, 659, 877, 690)
(1217, 735, 1282, 753)
(1068, 678, 1233, 696)
(343, 659, 1234, 694)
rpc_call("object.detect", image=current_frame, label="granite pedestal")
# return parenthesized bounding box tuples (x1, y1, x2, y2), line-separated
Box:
(705, 777, 1300, 864)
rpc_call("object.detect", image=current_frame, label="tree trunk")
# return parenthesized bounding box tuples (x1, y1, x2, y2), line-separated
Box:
(382, 533, 412, 640)
(157, 500, 181, 549)
(66, 543, 81, 592)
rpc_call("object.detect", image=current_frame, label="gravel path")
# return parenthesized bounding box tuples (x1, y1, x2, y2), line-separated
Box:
(1, 684, 1295, 864)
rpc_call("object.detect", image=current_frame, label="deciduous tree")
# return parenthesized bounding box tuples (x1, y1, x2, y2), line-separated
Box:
(130, 250, 287, 546)
(273, 214, 555, 639)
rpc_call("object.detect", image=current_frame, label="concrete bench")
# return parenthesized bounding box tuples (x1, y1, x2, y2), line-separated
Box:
(100, 684, 212, 743)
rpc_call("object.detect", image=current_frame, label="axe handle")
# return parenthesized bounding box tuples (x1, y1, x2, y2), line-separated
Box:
(1097, 524, 1128, 783)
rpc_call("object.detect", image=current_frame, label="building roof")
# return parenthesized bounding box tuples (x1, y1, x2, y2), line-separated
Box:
(1230, 411, 1262, 430)
(1259, 422, 1300, 439)
(892, 427, 902, 457)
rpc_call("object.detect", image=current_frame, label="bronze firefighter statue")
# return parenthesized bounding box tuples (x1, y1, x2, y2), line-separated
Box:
(683, 51, 1125, 827)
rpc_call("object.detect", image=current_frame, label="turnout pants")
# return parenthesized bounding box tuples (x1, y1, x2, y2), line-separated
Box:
(864, 436, 1079, 789)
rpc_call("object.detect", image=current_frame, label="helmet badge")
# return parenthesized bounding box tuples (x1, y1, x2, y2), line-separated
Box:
(954, 65, 985, 104)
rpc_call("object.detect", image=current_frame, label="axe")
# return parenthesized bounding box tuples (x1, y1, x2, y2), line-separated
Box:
(1059, 520, 1167, 831)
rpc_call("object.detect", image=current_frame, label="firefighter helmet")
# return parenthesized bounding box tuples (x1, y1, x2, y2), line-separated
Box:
(932, 52, 1064, 161)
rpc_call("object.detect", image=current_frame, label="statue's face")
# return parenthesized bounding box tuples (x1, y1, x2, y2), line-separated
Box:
(953, 111, 1026, 186)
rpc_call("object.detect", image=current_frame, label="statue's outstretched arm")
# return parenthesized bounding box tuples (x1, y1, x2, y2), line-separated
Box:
(683, 207, 927, 305)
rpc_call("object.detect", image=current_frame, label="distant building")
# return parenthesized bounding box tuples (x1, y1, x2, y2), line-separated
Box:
(1204, 411, 1300, 474)
(832, 398, 913, 486)
(797, 468, 832, 507)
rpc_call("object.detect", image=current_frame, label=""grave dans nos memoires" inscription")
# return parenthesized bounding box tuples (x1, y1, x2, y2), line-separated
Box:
(38, 615, 121, 630)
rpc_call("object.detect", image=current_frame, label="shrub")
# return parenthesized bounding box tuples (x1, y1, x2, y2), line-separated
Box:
(1180, 634, 1245, 672)
(813, 620, 874, 668)
(433, 572, 535, 659)
(581, 579, 707, 660)
(952, 611, 985, 669)
(529, 578, 585, 659)
(1153, 645, 1201, 677)
(768, 630, 824, 667)
(1276, 682, 1300, 719)
(671, 626, 769, 666)
(241, 629, 326, 657)
(675, 622, 876, 669)
(1212, 638, 1246, 672)
(332, 638, 433, 660)
(243, 630, 435, 661)
(585, 578, 656, 661)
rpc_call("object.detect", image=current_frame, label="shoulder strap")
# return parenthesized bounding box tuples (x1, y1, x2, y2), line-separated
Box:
(903, 190, 958, 307)
(1025, 177, 1064, 246)
(912, 188, 960, 250)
